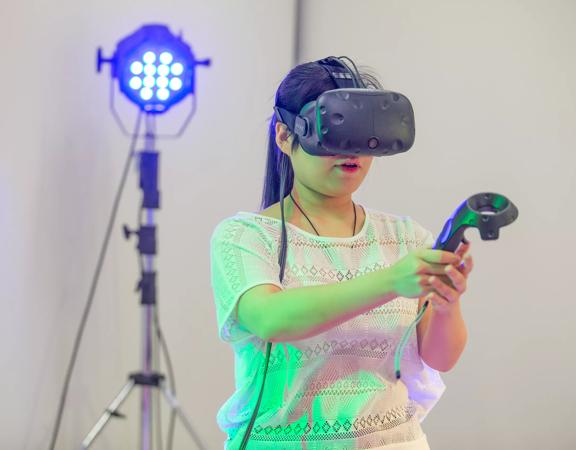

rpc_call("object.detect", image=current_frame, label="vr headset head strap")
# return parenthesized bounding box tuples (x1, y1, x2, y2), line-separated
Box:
(273, 56, 364, 136)
(317, 56, 360, 88)
(274, 106, 309, 137)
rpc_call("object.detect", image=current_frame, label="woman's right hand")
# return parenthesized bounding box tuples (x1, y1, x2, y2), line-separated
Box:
(386, 248, 462, 299)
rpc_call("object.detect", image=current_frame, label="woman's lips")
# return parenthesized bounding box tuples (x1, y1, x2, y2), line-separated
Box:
(336, 165, 360, 173)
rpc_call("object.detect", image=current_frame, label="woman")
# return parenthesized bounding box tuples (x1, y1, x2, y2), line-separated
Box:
(210, 57, 473, 450)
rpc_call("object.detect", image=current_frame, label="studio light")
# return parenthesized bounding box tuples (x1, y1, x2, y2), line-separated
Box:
(97, 24, 210, 114)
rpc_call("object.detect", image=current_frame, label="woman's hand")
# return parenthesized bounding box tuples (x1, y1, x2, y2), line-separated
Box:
(387, 246, 463, 299)
(425, 240, 474, 314)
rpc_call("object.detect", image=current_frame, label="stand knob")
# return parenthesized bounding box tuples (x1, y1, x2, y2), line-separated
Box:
(123, 224, 136, 240)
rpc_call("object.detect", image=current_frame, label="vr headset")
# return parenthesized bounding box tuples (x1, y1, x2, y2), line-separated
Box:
(274, 56, 416, 157)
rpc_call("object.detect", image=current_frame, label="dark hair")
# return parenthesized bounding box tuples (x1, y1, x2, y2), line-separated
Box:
(259, 59, 383, 210)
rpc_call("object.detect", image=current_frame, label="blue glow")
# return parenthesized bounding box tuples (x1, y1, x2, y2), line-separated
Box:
(143, 76, 155, 88)
(129, 76, 143, 90)
(157, 64, 169, 77)
(156, 76, 169, 89)
(159, 52, 173, 65)
(140, 87, 153, 100)
(169, 78, 182, 91)
(130, 61, 143, 75)
(157, 88, 170, 101)
(143, 51, 156, 64)
(110, 24, 207, 112)
(171, 63, 184, 76)
(143, 64, 156, 76)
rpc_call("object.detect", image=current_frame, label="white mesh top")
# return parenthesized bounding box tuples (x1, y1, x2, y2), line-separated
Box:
(209, 206, 446, 449)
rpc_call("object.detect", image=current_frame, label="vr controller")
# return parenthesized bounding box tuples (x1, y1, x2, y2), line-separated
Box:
(434, 192, 519, 252)
(394, 192, 519, 380)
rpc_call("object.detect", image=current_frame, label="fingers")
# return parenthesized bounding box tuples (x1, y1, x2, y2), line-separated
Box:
(456, 252, 474, 275)
(419, 239, 472, 305)
(419, 248, 461, 265)
(444, 264, 466, 293)
(421, 264, 458, 276)
(424, 257, 470, 302)
(420, 238, 471, 266)
(455, 240, 471, 258)
(428, 274, 461, 302)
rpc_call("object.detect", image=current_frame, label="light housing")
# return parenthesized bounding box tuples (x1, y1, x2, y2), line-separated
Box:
(98, 24, 210, 114)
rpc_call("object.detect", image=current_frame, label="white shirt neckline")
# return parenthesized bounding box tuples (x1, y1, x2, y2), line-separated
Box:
(237, 205, 371, 242)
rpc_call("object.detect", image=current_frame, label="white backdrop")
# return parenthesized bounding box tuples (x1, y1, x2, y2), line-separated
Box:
(1, 0, 575, 449)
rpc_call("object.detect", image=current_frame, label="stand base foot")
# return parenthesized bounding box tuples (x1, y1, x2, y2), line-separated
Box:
(80, 373, 205, 450)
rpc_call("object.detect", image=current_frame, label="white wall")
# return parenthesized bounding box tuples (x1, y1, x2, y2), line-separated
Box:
(2, 0, 575, 449)
(0, 1, 294, 449)
(298, 1, 576, 449)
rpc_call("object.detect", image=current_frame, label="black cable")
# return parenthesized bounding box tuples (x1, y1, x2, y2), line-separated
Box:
(239, 155, 291, 450)
(47, 111, 143, 450)
(337, 56, 366, 88)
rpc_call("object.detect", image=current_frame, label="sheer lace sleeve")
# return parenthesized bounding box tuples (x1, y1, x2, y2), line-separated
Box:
(210, 217, 283, 343)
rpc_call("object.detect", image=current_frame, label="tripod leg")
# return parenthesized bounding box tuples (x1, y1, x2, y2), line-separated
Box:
(80, 379, 136, 449)
(160, 384, 207, 450)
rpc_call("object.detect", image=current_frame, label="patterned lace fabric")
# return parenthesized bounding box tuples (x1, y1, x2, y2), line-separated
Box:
(209, 206, 446, 449)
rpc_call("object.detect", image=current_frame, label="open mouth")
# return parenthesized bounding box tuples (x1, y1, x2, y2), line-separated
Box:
(335, 159, 361, 168)
(337, 163, 360, 172)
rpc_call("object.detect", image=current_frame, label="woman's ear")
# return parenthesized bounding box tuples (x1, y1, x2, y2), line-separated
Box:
(275, 121, 293, 156)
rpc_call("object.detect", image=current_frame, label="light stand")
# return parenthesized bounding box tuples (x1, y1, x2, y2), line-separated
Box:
(80, 114, 206, 450)
(76, 24, 211, 449)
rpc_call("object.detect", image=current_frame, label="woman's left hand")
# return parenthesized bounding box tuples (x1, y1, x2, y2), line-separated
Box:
(427, 240, 474, 314)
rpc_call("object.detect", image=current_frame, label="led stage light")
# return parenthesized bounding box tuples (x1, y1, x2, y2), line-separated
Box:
(98, 24, 210, 114)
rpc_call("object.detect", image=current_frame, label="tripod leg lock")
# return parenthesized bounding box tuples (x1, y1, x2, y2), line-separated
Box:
(106, 408, 126, 418)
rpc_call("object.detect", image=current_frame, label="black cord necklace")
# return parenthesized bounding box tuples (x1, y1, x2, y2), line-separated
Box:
(289, 192, 357, 237)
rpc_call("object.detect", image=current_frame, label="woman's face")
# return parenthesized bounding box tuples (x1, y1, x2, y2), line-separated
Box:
(276, 122, 374, 198)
